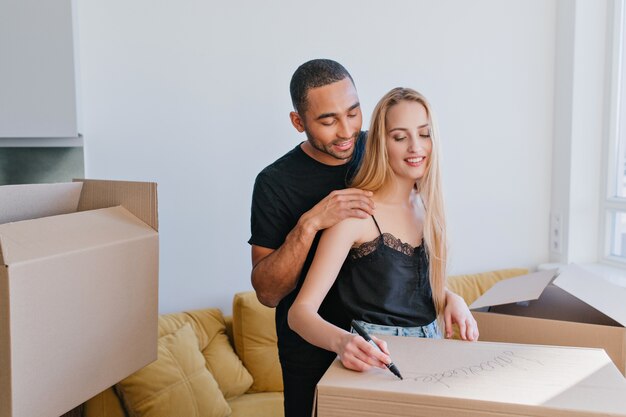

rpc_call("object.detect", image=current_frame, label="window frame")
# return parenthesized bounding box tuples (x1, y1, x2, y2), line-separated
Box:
(602, 0, 626, 266)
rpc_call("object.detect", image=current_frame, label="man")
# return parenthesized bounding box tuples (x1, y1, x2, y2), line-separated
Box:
(249, 59, 374, 417)
(249, 59, 478, 417)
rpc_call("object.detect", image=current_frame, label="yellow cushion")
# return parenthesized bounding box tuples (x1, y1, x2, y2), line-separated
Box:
(115, 323, 231, 417)
(232, 292, 283, 393)
(158, 309, 253, 399)
(447, 268, 529, 306)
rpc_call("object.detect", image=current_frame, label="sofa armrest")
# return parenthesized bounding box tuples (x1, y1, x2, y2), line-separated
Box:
(232, 291, 283, 393)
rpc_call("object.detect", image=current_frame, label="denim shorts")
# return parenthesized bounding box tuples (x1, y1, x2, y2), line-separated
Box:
(351, 319, 442, 339)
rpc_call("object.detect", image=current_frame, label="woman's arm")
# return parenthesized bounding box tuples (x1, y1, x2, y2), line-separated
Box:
(288, 218, 390, 371)
(443, 288, 479, 341)
(252, 189, 375, 307)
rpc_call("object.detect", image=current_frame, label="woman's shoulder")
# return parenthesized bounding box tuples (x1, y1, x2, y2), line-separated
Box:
(341, 215, 373, 228)
(326, 216, 377, 244)
(327, 216, 369, 232)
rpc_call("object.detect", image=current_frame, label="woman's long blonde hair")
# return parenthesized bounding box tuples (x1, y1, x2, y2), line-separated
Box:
(351, 87, 447, 319)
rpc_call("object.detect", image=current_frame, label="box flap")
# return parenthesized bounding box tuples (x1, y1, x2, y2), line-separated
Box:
(0, 206, 156, 266)
(469, 269, 558, 310)
(554, 264, 626, 327)
(74, 179, 158, 231)
(0, 182, 82, 225)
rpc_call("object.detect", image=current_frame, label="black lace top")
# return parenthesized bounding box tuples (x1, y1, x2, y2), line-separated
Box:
(337, 216, 437, 327)
(349, 232, 418, 259)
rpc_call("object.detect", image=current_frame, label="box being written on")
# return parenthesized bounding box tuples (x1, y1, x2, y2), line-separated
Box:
(469, 264, 626, 375)
(316, 336, 626, 417)
(0, 180, 159, 417)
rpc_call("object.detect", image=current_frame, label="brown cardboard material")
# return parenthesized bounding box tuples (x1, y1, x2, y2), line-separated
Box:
(475, 312, 626, 377)
(0, 182, 82, 225)
(316, 336, 626, 417)
(0, 180, 159, 417)
(75, 178, 158, 230)
(471, 264, 626, 375)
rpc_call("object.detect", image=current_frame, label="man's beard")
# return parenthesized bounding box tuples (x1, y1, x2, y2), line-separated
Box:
(305, 130, 359, 161)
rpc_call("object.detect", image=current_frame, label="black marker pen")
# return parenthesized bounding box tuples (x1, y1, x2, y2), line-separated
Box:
(350, 320, 403, 380)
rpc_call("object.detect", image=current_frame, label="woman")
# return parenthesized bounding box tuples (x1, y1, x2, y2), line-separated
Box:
(288, 87, 478, 373)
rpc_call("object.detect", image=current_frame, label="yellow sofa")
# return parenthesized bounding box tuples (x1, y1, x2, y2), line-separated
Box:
(84, 268, 528, 417)
(84, 292, 283, 417)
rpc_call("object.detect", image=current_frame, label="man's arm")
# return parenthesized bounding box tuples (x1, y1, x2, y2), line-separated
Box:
(251, 218, 316, 307)
(251, 188, 375, 307)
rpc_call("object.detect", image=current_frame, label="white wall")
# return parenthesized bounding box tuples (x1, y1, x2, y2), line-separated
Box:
(76, 0, 557, 314)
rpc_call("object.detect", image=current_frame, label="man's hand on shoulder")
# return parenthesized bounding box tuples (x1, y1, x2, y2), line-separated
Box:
(250, 188, 374, 308)
(301, 188, 375, 233)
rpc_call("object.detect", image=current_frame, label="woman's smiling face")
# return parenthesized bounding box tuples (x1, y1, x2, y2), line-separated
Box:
(385, 100, 432, 182)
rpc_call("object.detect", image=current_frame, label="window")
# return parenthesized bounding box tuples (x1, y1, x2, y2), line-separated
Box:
(604, 0, 626, 263)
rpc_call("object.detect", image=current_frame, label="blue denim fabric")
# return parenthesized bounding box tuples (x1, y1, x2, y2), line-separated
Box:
(351, 319, 442, 339)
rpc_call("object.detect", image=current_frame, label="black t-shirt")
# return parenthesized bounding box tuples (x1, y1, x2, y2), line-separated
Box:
(249, 132, 366, 367)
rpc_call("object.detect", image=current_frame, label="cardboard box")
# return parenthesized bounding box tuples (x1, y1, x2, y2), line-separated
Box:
(469, 265, 626, 375)
(0, 180, 159, 417)
(316, 336, 626, 417)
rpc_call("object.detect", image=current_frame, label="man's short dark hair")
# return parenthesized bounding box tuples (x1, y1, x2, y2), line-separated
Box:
(289, 59, 354, 114)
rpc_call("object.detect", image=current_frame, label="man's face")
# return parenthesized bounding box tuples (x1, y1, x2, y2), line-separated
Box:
(292, 77, 363, 166)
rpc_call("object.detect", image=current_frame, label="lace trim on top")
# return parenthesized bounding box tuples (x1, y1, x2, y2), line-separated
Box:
(349, 233, 419, 259)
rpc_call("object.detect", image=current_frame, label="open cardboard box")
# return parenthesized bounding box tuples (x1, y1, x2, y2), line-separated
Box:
(316, 336, 626, 417)
(0, 180, 159, 417)
(471, 264, 626, 375)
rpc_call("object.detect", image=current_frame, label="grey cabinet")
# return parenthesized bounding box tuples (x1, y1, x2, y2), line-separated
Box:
(0, 0, 79, 138)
